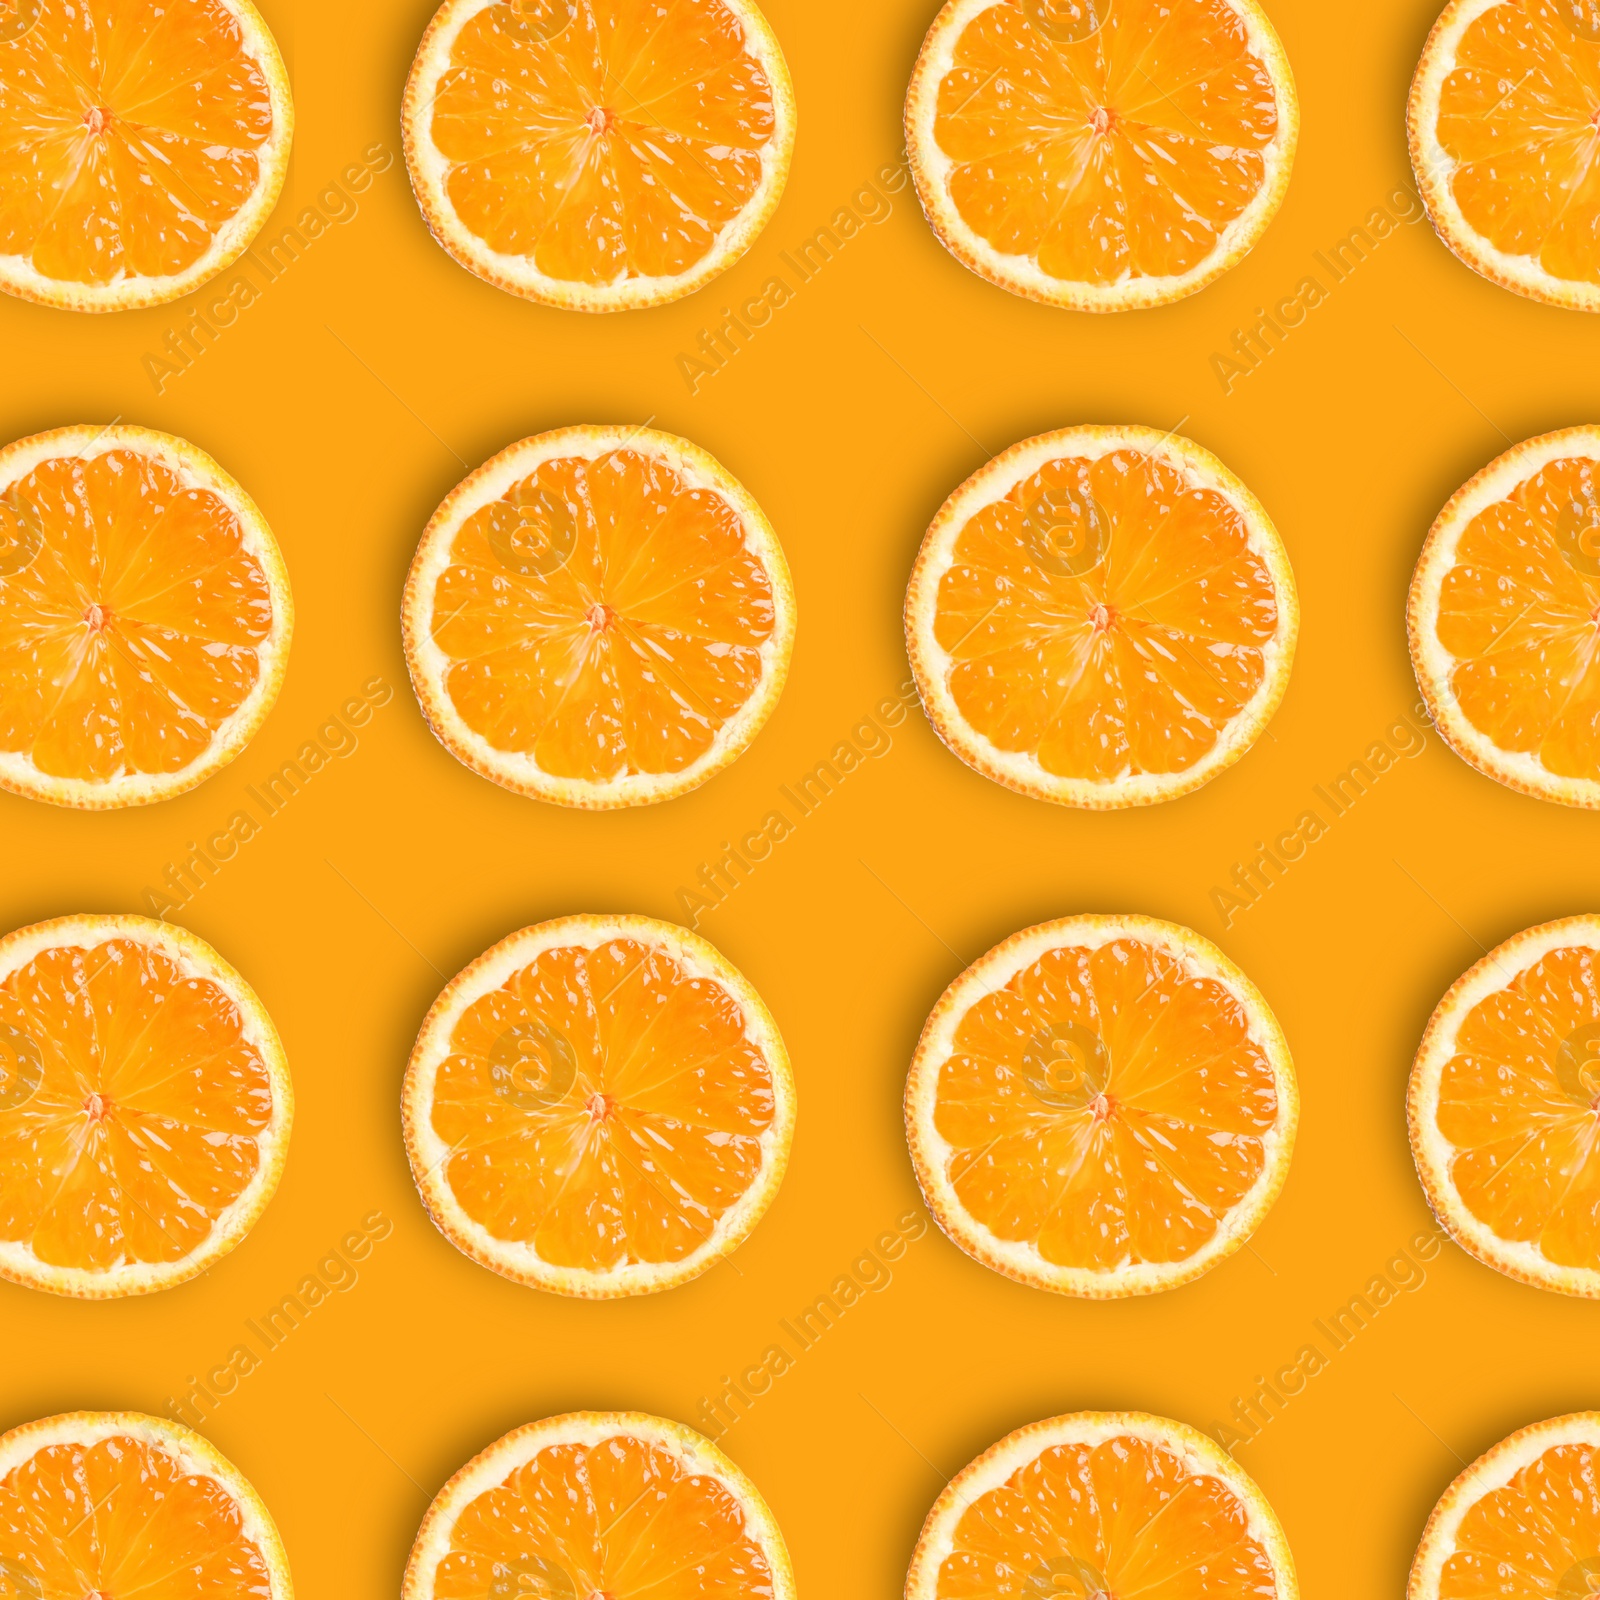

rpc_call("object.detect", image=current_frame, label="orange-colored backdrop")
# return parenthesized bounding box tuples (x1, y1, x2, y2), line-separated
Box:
(3, 0, 1597, 1593)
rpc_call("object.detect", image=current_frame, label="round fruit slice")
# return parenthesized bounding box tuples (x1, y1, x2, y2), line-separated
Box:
(1410, 1412, 1600, 1598)
(402, 425, 794, 808)
(403, 914, 794, 1296)
(402, 0, 795, 311)
(1410, 0, 1600, 310)
(1410, 916, 1600, 1296)
(907, 1411, 1298, 1600)
(905, 425, 1297, 807)
(905, 0, 1298, 311)
(0, 1412, 291, 1600)
(0, 426, 292, 809)
(0, 915, 291, 1297)
(1410, 428, 1600, 806)
(906, 914, 1296, 1296)
(0, 0, 292, 313)
(405, 1412, 793, 1600)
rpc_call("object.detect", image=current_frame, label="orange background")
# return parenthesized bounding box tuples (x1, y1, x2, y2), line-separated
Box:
(3, 0, 1599, 1593)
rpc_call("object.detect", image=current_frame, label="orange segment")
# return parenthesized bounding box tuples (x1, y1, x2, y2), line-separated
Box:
(0, 428, 291, 809)
(403, 916, 794, 1296)
(0, 916, 290, 1298)
(1409, 429, 1600, 806)
(0, 1413, 290, 1600)
(906, 916, 1296, 1297)
(0, 0, 291, 311)
(403, 0, 795, 309)
(905, 0, 1298, 310)
(403, 427, 794, 808)
(1409, 916, 1600, 1296)
(906, 427, 1296, 808)
(1411, 0, 1600, 307)
(908, 1414, 1296, 1600)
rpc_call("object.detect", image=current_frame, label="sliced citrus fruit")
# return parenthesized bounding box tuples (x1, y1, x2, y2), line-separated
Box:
(0, 0, 292, 313)
(907, 1411, 1298, 1600)
(905, 425, 1296, 807)
(0, 1411, 291, 1600)
(1410, 915, 1600, 1296)
(1410, 428, 1600, 806)
(403, 914, 793, 1296)
(402, 0, 795, 311)
(0, 426, 292, 809)
(1410, 1412, 1600, 1598)
(405, 1412, 793, 1600)
(904, 0, 1298, 311)
(402, 425, 793, 808)
(0, 914, 291, 1298)
(1410, 0, 1600, 310)
(906, 914, 1296, 1296)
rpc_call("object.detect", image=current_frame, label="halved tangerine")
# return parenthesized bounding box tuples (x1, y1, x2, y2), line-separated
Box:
(402, 425, 794, 808)
(0, 914, 291, 1298)
(0, 426, 291, 809)
(906, 914, 1296, 1296)
(905, 425, 1296, 807)
(0, 0, 292, 312)
(402, 914, 794, 1296)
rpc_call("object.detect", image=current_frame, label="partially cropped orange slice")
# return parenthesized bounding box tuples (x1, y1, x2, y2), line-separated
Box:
(0, 915, 290, 1298)
(904, 0, 1298, 311)
(0, 1412, 291, 1600)
(906, 915, 1296, 1296)
(0, 426, 291, 809)
(0, 0, 292, 312)
(405, 1413, 793, 1600)
(1411, 1412, 1600, 1598)
(402, 0, 795, 310)
(1410, 916, 1600, 1297)
(905, 426, 1296, 807)
(403, 915, 794, 1296)
(1411, 0, 1600, 310)
(402, 426, 793, 808)
(1410, 428, 1600, 807)
(907, 1412, 1298, 1600)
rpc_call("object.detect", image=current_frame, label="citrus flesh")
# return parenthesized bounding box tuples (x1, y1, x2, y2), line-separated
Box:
(0, 917, 289, 1297)
(404, 917, 793, 1295)
(908, 1413, 1296, 1600)
(408, 1416, 792, 1600)
(0, 1413, 289, 1600)
(0, 0, 292, 310)
(907, 917, 1296, 1296)
(906, 0, 1297, 309)
(1411, 918, 1600, 1294)
(0, 428, 290, 808)
(404, 428, 793, 807)
(404, 0, 794, 308)
(906, 428, 1296, 807)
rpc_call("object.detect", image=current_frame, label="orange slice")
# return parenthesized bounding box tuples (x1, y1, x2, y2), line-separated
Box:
(0, 1412, 291, 1600)
(1410, 428, 1600, 806)
(402, 914, 794, 1296)
(906, 915, 1296, 1296)
(402, 425, 793, 808)
(1410, 1412, 1600, 1598)
(905, 426, 1296, 807)
(1411, 0, 1600, 310)
(1410, 915, 1600, 1296)
(405, 1412, 794, 1600)
(906, 1411, 1298, 1600)
(0, 426, 292, 810)
(904, 0, 1298, 311)
(0, 0, 292, 312)
(402, 0, 795, 311)
(0, 915, 291, 1298)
